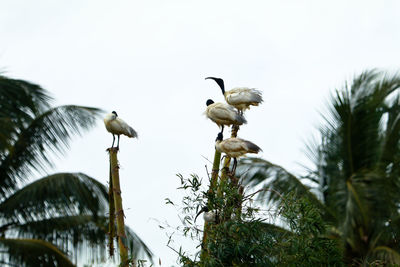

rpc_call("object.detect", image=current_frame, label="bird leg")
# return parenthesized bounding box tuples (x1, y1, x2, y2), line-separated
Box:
(220, 125, 224, 135)
(230, 158, 238, 176)
(231, 125, 240, 137)
(116, 135, 120, 150)
(111, 134, 115, 148)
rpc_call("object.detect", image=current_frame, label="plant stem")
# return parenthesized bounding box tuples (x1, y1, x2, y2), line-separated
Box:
(219, 125, 241, 221)
(200, 146, 222, 263)
(201, 125, 241, 263)
(108, 157, 115, 258)
(109, 148, 129, 266)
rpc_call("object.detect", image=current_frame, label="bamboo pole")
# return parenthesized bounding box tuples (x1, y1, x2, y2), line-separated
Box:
(109, 148, 130, 266)
(108, 158, 115, 257)
(200, 145, 222, 262)
(201, 125, 241, 263)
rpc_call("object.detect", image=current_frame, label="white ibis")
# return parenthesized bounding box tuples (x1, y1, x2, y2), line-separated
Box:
(215, 134, 262, 174)
(205, 99, 247, 134)
(104, 111, 137, 149)
(195, 206, 217, 223)
(206, 77, 263, 113)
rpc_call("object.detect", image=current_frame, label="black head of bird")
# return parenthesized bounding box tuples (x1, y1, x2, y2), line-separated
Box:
(206, 99, 215, 106)
(195, 206, 209, 222)
(216, 132, 223, 142)
(112, 111, 118, 117)
(206, 77, 225, 95)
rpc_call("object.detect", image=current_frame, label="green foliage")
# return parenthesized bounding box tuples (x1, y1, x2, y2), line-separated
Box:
(0, 238, 75, 267)
(167, 174, 343, 267)
(238, 70, 400, 265)
(0, 74, 152, 266)
(275, 194, 343, 267)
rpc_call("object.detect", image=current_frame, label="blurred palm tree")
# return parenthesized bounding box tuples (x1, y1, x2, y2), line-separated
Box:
(238, 70, 400, 265)
(0, 74, 152, 266)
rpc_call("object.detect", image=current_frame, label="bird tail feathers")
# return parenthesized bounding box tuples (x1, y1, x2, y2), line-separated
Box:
(127, 127, 138, 138)
(235, 114, 247, 125)
(245, 141, 262, 153)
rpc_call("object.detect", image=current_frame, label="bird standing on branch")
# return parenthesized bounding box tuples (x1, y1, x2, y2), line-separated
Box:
(104, 111, 138, 149)
(206, 77, 263, 113)
(215, 135, 262, 174)
(205, 99, 247, 135)
(195, 206, 218, 223)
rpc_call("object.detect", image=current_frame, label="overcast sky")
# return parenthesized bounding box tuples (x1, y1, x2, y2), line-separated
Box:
(1, 1, 400, 266)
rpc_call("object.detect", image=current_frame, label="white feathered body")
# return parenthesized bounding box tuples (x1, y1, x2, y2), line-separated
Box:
(104, 113, 137, 138)
(224, 87, 263, 111)
(205, 102, 247, 127)
(216, 137, 261, 158)
(203, 211, 217, 223)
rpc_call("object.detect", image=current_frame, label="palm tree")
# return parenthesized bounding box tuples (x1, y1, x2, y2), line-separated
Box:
(238, 70, 400, 265)
(0, 74, 152, 266)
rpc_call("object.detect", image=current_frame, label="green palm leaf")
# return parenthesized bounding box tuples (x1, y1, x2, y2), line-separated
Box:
(239, 70, 400, 264)
(0, 75, 51, 123)
(7, 216, 153, 263)
(0, 75, 51, 154)
(0, 172, 108, 223)
(0, 105, 103, 197)
(0, 238, 74, 267)
(125, 225, 153, 261)
(237, 157, 334, 221)
(11, 215, 107, 243)
(0, 73, 152, 265)
(372, 246, 400, 265)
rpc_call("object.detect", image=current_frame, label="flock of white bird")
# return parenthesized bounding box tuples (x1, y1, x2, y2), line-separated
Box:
(205, 77, 262, 173)
(103, 77, 262, 158)
(103, 77, 263, 222)
(199, 77, 263, 222)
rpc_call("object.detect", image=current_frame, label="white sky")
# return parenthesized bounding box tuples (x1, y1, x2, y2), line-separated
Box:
(1, 1, 400, 266)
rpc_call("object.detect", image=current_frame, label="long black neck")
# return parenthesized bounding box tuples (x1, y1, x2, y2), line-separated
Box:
(206, 77, 225, 95)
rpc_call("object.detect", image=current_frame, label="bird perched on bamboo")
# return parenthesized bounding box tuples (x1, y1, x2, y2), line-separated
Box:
(195, 206, 218, 223)
(104, 111, 137, 149)
(206, 77, 263, 113)
(215, 134, 262, 174)
(205, 99, 247, 134)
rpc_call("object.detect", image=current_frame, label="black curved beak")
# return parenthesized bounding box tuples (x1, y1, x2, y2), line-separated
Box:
(195, 206, 209, 222)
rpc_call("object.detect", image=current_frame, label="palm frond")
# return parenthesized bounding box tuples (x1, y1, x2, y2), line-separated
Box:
(8, 216, 153, 264)
(0, 173, 108, 223)
(11, 215, 107, 244)
(372, 246, 400, 265)
(125, 226, 153, 261)
(10, 215, 107, 263)
(0, 75, 51, 119)
(237, 157, 335, 221)
(379, 93, 400, 171)
(0, 105, 103, 196)
(0, 238, 74, 267)
(0, 76, 51, 154)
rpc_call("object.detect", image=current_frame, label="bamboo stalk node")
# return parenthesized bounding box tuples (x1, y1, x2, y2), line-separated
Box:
(112, 166, 120, 172)
(109, 148, 129, 265)
(116, 209, 125, 217)
(113, 188, 122, 194)
(117, 233, 127, 239)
